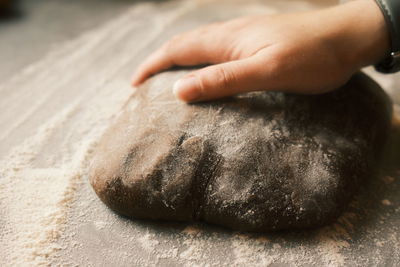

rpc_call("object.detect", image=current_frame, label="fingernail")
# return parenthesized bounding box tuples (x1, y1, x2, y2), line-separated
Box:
(173, 76, 202, 102)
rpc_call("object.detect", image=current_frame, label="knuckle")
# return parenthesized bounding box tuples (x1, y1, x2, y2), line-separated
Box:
(214, 67, 234, 89)
(163, 34, 182, 51)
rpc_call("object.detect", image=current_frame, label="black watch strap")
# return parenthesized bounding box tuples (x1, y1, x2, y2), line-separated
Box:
(375, 0, 400, 73)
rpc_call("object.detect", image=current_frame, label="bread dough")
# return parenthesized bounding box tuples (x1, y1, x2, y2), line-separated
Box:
(89, 72, 391, 232)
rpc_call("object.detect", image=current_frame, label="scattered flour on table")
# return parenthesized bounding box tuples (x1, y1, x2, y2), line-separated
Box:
(127, 223, 355, 267)
(0, 0, 205, 265)
(0, 16, 134, 267)
(0, 95, 130, 266)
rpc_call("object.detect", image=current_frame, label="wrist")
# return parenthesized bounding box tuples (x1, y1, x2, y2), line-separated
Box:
(326, 0, 390, 70)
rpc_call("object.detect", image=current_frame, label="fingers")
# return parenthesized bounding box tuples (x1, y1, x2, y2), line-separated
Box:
(131, 47, 176, 86)
(172, 55, 282, 102)
(131, 29, 227, 86)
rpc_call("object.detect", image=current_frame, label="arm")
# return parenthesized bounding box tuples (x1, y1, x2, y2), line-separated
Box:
(132, 0, 390, 102)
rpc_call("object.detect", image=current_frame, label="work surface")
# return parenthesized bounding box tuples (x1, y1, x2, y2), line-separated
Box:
(0, 0, 399, 266)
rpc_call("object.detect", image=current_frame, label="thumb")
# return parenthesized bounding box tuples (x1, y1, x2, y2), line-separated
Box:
(172, 56, 280, 102)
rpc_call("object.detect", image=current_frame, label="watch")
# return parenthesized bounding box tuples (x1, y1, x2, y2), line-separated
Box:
(374, 0, 400, 73)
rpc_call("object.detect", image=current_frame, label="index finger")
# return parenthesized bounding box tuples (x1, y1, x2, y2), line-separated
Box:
(131, 29, 226, 86)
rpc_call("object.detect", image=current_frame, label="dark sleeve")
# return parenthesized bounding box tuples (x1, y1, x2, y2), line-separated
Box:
(375, 0, 400, 73)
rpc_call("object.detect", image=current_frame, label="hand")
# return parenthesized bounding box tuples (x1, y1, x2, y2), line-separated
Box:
(131, 0, 389, 102)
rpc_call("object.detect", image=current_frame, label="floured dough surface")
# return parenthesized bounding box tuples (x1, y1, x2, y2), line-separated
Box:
(89, 72, 391, 232)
